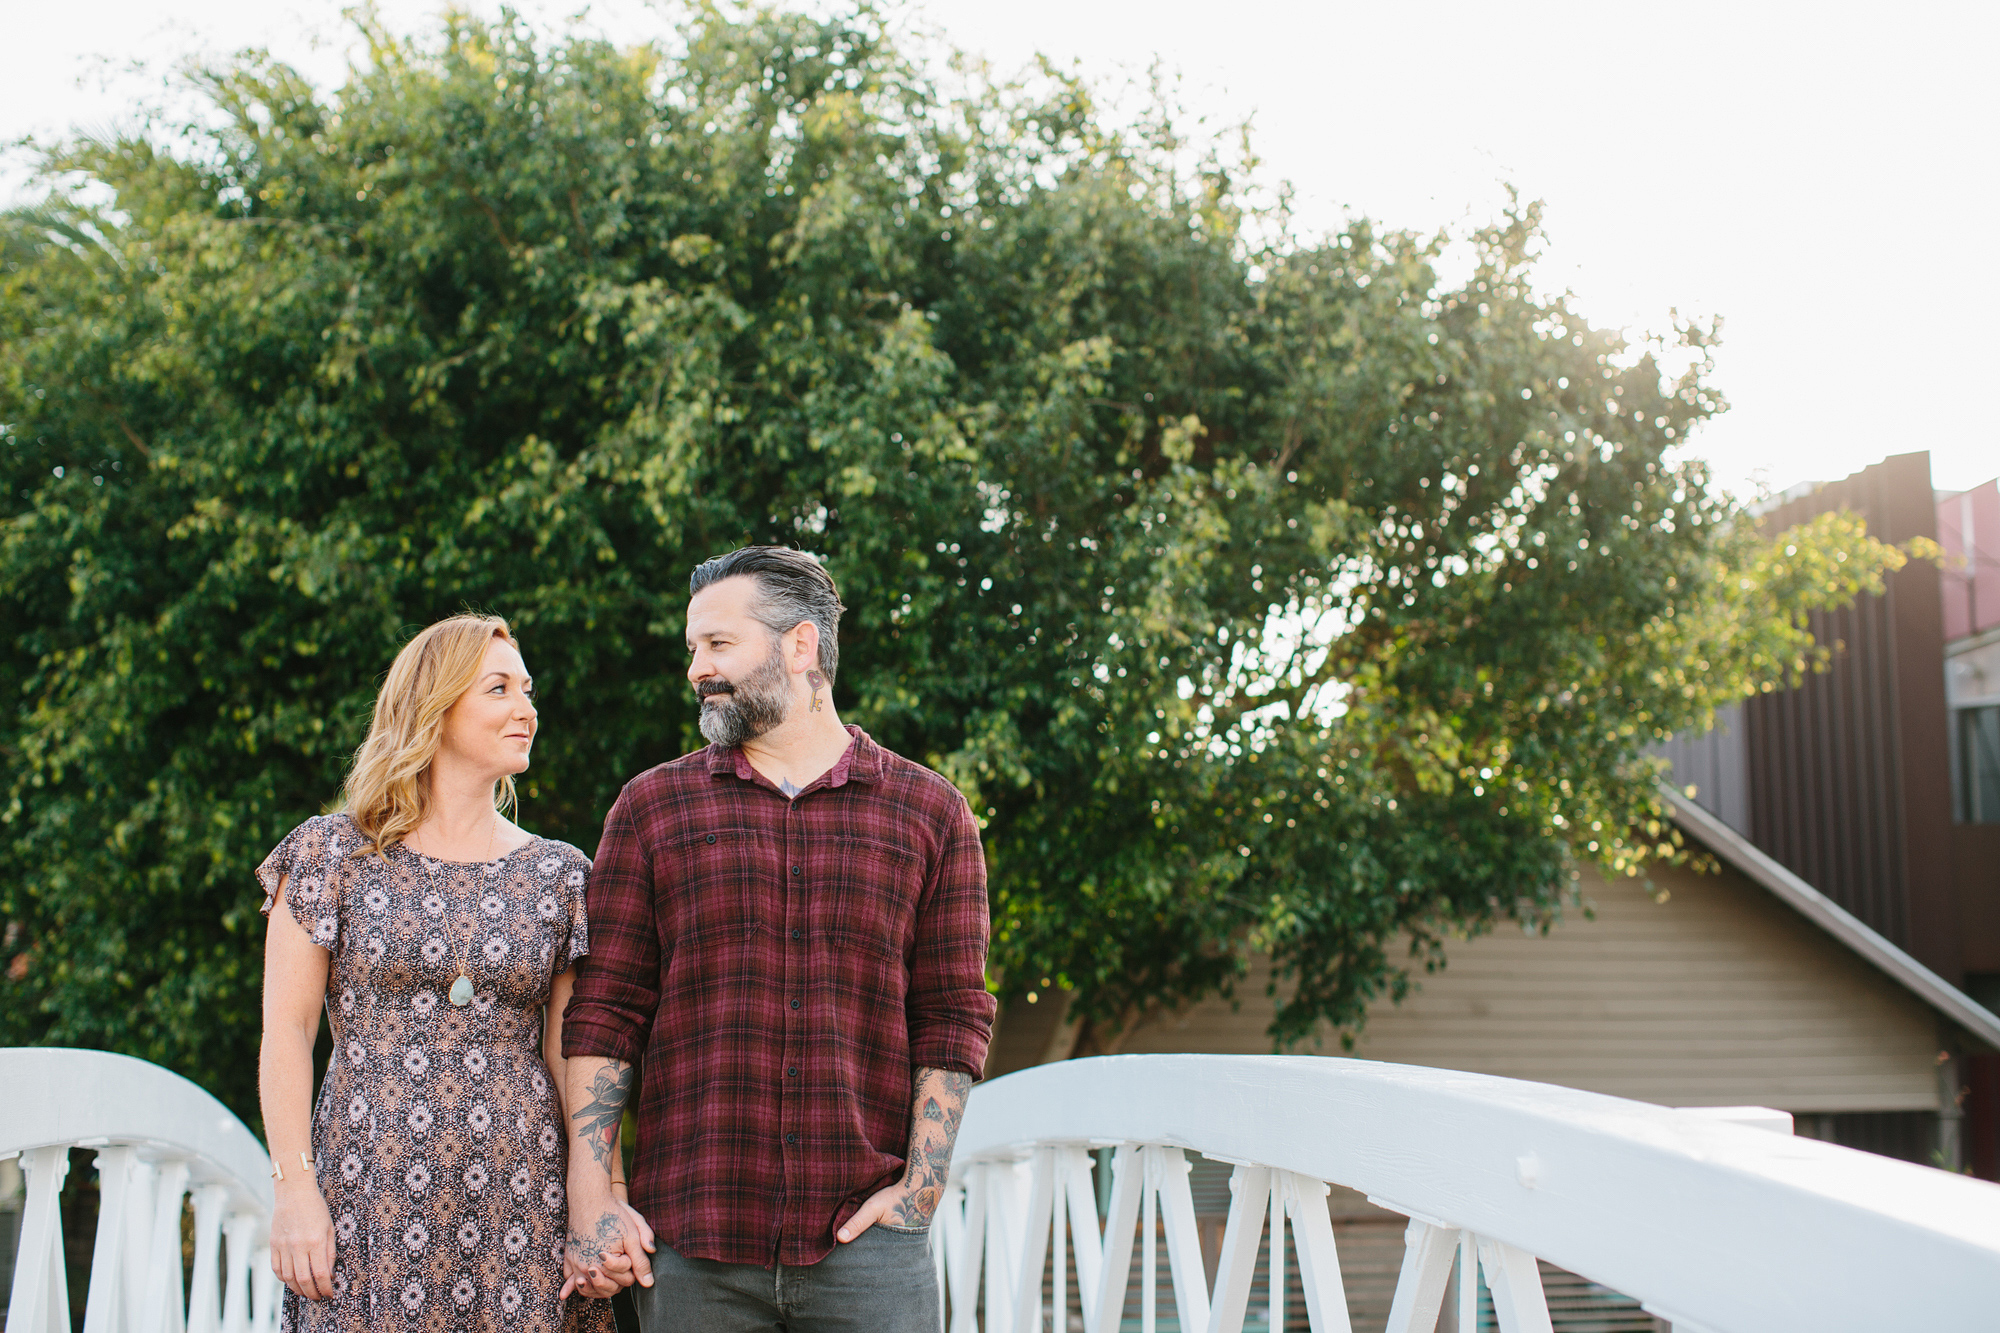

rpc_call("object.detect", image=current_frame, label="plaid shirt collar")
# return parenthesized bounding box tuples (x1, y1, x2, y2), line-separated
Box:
(704, 723, 884, 791)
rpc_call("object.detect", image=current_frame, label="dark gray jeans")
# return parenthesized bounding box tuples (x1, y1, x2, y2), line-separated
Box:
(632, 1225, 941, 1333)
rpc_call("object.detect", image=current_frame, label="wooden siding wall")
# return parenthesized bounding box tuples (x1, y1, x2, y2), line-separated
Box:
(1116, 858, 1942, 1113)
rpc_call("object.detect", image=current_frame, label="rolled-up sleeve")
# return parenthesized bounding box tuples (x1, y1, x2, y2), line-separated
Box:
(562, 788, 659, 1063)
(905, 794, 997, 1079)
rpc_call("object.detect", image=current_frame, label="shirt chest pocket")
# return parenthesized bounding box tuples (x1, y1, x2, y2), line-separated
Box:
(665, 829, 777, 941)
(820, 836, 924, 962)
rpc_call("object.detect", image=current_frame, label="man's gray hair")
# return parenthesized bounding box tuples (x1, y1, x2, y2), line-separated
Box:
(688, 546, 847, 684)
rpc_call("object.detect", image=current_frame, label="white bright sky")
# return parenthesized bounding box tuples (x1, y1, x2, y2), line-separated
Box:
(5, 0, 1996, 498)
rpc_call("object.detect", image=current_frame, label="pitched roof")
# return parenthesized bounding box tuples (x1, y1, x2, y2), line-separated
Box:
(1664, 786, 2000, 1052)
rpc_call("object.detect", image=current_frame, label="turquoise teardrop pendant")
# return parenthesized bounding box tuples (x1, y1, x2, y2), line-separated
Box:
(449, 974, 474, 1007)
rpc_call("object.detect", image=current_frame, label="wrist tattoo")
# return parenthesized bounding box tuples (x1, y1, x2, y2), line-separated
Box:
(570, 1061, 633, 1170)
(566, 1210, 623, 1268)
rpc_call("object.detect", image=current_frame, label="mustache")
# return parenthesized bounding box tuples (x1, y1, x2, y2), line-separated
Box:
(697, 679, 736, 700)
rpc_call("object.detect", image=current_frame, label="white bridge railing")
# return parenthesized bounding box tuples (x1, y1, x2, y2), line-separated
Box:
(1, 1048, 277, 1333)
(933, 1055, 2000, 1333)
(12, 1048, 2000, 1333)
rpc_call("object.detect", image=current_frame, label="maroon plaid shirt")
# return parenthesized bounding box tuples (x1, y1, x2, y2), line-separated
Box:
(562, 725, 996, 1267)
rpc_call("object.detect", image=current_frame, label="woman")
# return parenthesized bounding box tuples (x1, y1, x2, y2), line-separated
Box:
(257, 615, 625, 1332)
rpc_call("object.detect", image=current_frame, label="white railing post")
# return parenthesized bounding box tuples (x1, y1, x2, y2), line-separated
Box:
(1058, 1147, 1102, 1320)
(82, 1145, 137, 1333)
(1474, 1236, 1554, 1333)
(1011, 1147, 1056, 1333)
(1382, 1216, 1459, 1333)
(1268, 1177, 1287, 1333)
(1279, 1170, 1351, 1333)
(122, 1159, 159, 1333)
(948, 1166, 988, 1333)
(984, 1160, 1026, 1333)
(1051, 1154, 1066, 1333)
(1139, 1169, 1157, 1333)
(1456, 1231, 1478, 1333)
(221, 1212, 259, 1333)
(7, 1144, 74, 1333)
(187, 1183, 229, 1333)
(1148, 1146, 1211, 1333)
(932, 1186, 954, 1330)
(1088, 1145, 1141, 1333)
(141, 1159, 192, 1333)
(1205, 1165, 1271, 1333)
(249, 1246, 277, 1333)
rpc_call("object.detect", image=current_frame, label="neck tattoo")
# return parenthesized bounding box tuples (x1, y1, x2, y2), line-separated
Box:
(779, 778, 802, 798)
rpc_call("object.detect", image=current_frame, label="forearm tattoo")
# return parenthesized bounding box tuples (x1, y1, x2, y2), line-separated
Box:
(890, 1066, 972, 1227)
(570, 1060, 633, 1173)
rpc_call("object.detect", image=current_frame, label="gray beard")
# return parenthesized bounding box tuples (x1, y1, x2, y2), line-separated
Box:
(697, 647, 792, 747)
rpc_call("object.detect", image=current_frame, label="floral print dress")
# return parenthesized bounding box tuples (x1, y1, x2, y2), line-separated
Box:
(258, 813, 616, 1333)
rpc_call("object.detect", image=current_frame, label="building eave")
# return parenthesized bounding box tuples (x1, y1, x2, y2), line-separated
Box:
(1663, 785, 2000, 1052)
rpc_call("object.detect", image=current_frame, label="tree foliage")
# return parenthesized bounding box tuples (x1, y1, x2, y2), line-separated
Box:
(0, 4, 1908, 1115)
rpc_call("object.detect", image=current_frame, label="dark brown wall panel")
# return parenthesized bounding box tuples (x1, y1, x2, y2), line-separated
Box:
(1746, 452, 1959, 983)
(1957, 825, 2000, 974)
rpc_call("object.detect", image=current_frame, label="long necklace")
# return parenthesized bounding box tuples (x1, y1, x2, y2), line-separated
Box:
(414, 813, 498, 1008)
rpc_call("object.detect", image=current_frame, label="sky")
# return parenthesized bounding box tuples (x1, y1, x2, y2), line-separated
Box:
(5, 0, 1996, 498)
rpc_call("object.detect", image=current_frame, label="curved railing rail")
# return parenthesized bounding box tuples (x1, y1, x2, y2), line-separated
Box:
(1, 1048, 276, 1333)
(934, 1054, 2000, 1333)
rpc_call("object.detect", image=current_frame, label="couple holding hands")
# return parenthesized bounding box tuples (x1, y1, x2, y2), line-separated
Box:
(257, 546, 995, 1333)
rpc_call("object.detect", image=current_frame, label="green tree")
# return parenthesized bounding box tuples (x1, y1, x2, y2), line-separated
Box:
(0, 4, 1907, 1117)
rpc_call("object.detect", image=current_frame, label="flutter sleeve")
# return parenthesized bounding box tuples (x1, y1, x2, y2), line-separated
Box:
(256, 815, 353, 952)
(556, 845, 592, 974)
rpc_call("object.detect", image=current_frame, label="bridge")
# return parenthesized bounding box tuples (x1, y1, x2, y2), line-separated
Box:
(6, 1047, 1999, 1333)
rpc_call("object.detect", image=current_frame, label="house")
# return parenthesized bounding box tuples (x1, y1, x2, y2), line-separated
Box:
(989, 452, 2000, 1172)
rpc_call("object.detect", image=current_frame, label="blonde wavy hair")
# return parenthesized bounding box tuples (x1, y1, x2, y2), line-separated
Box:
(341, 614, 519, 857)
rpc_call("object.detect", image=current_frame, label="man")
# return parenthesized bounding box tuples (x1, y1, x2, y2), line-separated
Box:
(559, 545, 996, 1332)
